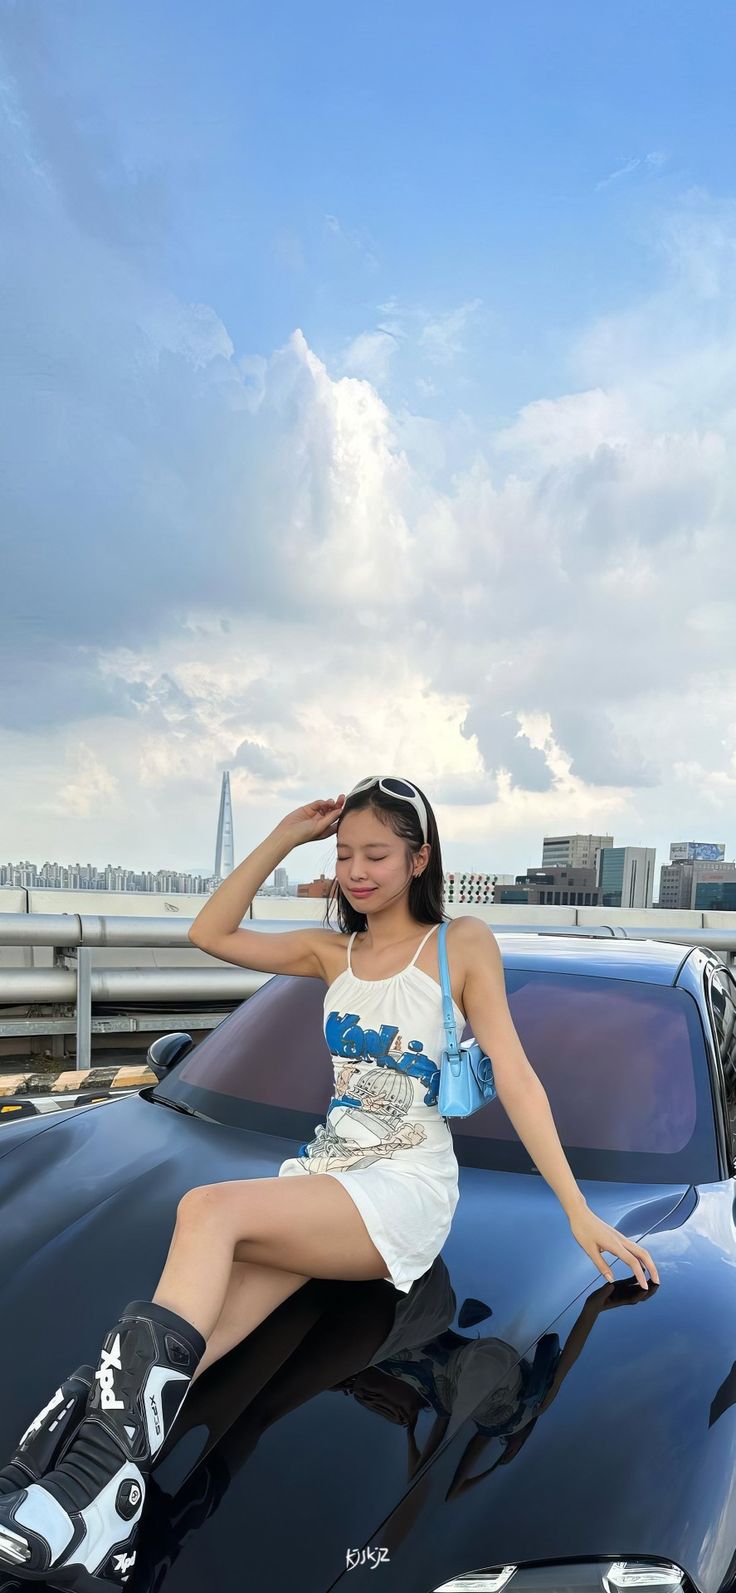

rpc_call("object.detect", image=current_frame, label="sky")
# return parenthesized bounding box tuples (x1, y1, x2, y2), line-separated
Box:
(2, 0, 735, 886)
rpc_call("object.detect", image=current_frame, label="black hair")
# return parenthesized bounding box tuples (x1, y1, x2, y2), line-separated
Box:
(322, 779, 447, 933)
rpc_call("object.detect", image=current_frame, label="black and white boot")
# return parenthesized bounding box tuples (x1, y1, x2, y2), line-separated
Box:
(0, 1300, 205, 1591)
(0, 1368, 95, 1501)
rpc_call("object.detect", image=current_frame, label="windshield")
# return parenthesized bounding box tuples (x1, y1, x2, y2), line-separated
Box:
(154, 966, 716, 1183)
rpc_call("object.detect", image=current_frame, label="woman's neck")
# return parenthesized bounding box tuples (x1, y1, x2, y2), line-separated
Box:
(358, 907, 433, 953)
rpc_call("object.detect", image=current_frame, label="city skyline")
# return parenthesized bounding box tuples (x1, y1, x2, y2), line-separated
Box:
(3, 829, 733, 910)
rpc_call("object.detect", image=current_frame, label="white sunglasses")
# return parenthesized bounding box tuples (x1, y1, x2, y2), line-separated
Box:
(344, 776, 428, 845)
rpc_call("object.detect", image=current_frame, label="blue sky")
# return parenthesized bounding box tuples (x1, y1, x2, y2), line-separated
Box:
(2, 0, 736, 884)
(55, 0, 734, 419)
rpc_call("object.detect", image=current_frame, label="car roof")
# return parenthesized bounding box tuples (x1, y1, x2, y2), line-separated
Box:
(494, 931, 694, 986)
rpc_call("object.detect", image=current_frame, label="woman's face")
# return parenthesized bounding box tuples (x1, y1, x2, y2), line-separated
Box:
(335, 809, 415, 908)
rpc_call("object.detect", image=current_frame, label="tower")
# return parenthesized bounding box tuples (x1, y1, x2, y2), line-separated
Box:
(214, 770, 234, 880)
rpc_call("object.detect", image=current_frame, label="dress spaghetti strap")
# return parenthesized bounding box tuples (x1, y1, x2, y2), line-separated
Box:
(346, 922, 438, 979)
(407, 923, 439, 966)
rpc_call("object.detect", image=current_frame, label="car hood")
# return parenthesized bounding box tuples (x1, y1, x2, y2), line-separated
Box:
(0, 1095, 703, 1593)
(321, 1181, 736, 1593)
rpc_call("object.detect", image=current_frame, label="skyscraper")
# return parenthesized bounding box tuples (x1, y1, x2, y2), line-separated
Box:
(214, 770, 234, 880)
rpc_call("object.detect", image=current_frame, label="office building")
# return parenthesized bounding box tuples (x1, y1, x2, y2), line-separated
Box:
(598, 846, 656, 909)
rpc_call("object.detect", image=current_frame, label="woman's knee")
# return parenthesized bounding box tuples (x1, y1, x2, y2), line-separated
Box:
(175, 1183, 224, 1226)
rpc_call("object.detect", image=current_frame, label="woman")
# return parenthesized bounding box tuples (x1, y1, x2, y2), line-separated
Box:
(0, 775, 659, 1589)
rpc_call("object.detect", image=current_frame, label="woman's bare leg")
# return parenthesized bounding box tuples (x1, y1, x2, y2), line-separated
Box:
(190, 1258, 311, 1382)
(152, 1188, 241, 1336)
(151, 1173, 389, 1340)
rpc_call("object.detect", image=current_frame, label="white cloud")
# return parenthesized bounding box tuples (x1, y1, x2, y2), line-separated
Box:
(39, 744, 120, 819)
(417, 298, 485, 365)
(595, 150, 668, 191)
(338, 328, 399, 384)
(492, 388, 632, 467)
(2, 17, 735, 874)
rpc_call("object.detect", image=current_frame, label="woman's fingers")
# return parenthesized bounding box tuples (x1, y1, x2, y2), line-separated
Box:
(627, 1240, 660, 1285)
(605, 1238, 659, 1288)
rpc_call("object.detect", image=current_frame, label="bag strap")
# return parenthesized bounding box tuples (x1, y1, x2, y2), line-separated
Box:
(437, 921, 460, 1059)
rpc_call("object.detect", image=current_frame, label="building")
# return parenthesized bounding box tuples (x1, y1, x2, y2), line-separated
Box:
(659, 860, 735, 910)
(694, 880, 736, 911)
(495, 866, 601, 907)
(598, 846, 656, 909)
(444, 872, 495, 905)
(214, 771, 234, 880)
(297, 874, 333, 898)
(542, 834, 614, 871)
(658, 842, 733, 910)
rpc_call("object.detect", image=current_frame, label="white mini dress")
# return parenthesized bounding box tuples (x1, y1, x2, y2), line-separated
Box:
(277, 923, 462, 1294)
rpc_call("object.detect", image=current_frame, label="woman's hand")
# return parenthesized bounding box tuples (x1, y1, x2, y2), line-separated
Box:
(273, 795, 346, 848)
(568, 1205, 660, 1289)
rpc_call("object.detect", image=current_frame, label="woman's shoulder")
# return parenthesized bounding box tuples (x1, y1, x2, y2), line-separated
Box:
(448, 914, 494, 937)
(444, 914, 487, 949)
(449, 916, 499, 962)
(445, 917, 497, 1003)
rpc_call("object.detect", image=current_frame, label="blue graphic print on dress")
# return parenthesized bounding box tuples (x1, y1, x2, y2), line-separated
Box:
(325, 1009, 441, 1107)
(292, 1008, 451, 1169)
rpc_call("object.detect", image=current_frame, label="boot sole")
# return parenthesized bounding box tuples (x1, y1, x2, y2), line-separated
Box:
(0, 1526, 132, 1590)
(0, 1525, 135, 1591)
(0, 1522, 31, 1567)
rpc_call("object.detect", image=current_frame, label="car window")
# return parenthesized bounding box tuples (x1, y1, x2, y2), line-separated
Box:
(708, 966, 736, 1159)
(154, 964, 716, 1183)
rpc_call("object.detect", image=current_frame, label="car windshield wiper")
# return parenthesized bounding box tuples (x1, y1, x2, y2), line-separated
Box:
(146, 1088, 233, 1131)
(149, 1093, 199, 1118)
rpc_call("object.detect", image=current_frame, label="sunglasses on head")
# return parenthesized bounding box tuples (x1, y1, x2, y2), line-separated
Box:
(344, 776, 428, 845)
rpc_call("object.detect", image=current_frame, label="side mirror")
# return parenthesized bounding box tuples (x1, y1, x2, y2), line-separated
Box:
(147, 1032, 193, 1081)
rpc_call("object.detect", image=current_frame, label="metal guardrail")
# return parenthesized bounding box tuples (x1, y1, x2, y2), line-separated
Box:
(0, 912, 270, 1070)
(0, 911, 734, 1070)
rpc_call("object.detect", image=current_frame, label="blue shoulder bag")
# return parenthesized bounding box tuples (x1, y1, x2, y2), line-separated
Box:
(437, 920, 497, 1118)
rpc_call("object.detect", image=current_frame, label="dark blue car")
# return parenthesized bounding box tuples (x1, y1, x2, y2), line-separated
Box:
(0, 933, 735, 1593)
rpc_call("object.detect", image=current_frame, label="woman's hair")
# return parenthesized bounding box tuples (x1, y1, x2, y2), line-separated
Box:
(322, 779, 447, 932)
